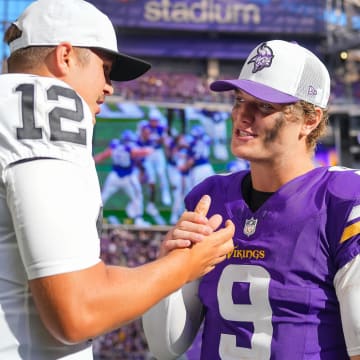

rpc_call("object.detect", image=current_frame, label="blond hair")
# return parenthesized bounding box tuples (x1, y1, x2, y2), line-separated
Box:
(284, 101, 329, 152)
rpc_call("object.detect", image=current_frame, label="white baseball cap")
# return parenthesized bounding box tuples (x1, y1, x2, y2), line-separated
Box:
(210, 40, 330, 108)
(9, 0, 151, 81)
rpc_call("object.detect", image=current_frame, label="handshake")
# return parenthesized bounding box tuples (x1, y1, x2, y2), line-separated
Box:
(160, 194, 235, 282)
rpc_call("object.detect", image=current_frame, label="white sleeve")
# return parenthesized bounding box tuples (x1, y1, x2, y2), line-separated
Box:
(142, 279, 204, 359)
(5, 158, 102, 280)
(334, 254, 360, 357)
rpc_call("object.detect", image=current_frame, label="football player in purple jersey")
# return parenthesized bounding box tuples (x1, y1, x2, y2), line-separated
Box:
(143, 40, 360, 359)
(0, 0, 234, 358)
(137, 120, 167, 225)
(140, 114, 172, 207)
(184, 125, 215, 188)
(164, 133, 192, 225)
(94, 130, 152, 226)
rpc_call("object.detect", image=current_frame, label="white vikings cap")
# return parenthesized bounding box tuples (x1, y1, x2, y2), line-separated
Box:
(9, 0, 151, 81)
(211, 40, 330, 108)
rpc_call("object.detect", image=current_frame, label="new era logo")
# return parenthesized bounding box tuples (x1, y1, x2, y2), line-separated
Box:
(308, 86, 317, 96)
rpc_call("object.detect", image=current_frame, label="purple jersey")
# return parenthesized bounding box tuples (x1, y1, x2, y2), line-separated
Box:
(189, 134, 212, 166)
(143, 124, 166, 149)
(109, 140, 136, 177)
(185, 166, 360, 359)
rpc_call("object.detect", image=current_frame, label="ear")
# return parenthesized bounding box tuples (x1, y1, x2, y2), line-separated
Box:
(300, 107, 323, 136)
(51, 42, 74, 77)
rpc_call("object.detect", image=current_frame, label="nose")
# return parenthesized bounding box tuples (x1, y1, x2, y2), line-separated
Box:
(232, 101, 255, 125)
(104, 81, 114, 96)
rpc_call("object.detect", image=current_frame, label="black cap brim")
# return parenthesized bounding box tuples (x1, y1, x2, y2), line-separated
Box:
(111, 52, 151, 81)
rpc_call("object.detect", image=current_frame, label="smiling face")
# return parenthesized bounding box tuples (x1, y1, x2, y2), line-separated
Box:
(230, 90, 307, 164)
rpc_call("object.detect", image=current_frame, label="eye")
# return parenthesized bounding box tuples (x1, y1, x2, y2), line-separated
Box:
(257, 102, 275, 113)
(103, 65, 112, 82)
(234, 96, 246, 106)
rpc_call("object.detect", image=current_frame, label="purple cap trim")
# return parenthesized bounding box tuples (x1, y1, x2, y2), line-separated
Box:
(210, 79, 299, 104)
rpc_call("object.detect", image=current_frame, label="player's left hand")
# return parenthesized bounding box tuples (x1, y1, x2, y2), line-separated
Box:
(160, 195, 222, 257)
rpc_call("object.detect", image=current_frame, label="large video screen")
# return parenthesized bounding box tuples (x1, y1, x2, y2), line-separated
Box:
(93, 100, 237, 225)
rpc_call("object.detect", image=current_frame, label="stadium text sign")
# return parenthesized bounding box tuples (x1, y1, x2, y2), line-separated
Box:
(144, 0, 260, 25)
(90, 0, 325, 34)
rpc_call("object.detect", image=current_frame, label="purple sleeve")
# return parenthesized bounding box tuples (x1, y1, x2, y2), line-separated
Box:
(326, 170, 360, 269)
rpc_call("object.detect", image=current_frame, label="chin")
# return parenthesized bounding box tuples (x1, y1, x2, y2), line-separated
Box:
(231, 146, 251, 160)
(231, 143, 244, 155)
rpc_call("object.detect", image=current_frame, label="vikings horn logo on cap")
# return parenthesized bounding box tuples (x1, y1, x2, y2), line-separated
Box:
(247, 42, 274, 73)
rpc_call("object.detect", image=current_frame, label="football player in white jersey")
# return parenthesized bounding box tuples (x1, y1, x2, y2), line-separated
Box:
(0, 1, 235, 359)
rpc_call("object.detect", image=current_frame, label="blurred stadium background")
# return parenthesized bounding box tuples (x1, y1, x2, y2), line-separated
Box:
(2, 0, 360, 359)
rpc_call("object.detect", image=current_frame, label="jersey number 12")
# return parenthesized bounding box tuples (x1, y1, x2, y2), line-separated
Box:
(16, 83, 87, 145)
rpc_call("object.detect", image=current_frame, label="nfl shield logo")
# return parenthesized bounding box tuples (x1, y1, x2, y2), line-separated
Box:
(243, 217, 258, 237)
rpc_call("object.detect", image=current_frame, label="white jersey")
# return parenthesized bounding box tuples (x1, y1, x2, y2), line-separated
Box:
(0, 74, 102, 359)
